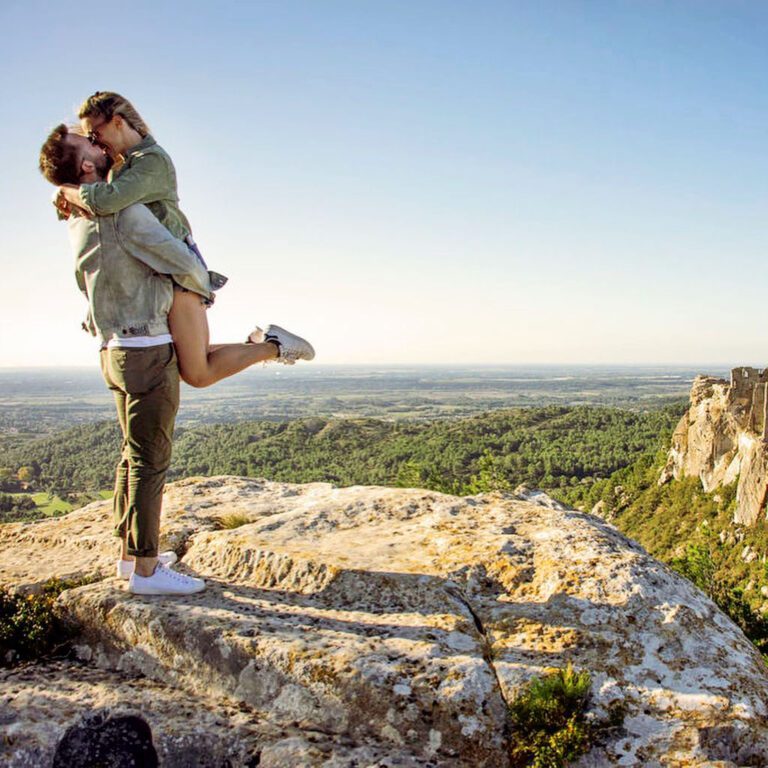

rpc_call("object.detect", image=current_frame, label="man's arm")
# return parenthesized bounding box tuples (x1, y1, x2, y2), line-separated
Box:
(75, 152, 169, 216)
(115, 204, 213, 300)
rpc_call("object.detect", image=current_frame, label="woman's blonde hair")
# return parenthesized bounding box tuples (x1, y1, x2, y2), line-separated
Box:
(78, 91, 151, 137)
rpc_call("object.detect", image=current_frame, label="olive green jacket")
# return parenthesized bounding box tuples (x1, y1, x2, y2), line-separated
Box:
(69, 204, 212, 343)
(78, 135, 192, 241)
(77, 135, 227, 290)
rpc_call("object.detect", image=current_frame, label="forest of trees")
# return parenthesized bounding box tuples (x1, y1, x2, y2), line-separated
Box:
(0, 405, 683, 501)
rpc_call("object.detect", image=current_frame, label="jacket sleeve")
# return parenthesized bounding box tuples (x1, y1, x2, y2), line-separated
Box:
(78, 152, 168, 215)
(115, 205, 213, 300)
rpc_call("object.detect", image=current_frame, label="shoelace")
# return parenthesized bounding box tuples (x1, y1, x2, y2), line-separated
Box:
(146, 565, 198, 583)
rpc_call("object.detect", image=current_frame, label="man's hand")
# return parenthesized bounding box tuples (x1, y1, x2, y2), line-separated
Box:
(55, 185, 93, 219)
(52, 188, 71, 219)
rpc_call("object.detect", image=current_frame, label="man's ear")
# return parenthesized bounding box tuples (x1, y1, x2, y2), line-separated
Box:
(80, 159, 96, 175)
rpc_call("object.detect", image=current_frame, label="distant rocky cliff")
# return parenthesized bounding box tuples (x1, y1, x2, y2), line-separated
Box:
(3, 478, 768, 766)
(660, 367, 768, 525)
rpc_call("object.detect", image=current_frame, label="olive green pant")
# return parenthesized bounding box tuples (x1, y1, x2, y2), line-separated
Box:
(100, 344, 179, 558)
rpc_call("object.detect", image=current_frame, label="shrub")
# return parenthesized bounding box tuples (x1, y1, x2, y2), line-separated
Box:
(509, 664, 593, 768)
(671, 539, 768, 657)
(0, 577, 92, 666)
(0, 493, 36, 513)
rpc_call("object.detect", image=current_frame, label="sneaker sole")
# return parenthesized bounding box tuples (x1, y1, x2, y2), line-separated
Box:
(129, 583, 206, 596)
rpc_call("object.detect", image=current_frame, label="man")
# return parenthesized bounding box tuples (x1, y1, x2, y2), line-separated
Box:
(39, 125, 210, 596)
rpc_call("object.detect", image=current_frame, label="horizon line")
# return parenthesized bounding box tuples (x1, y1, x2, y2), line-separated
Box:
(0, 361, 751, 371)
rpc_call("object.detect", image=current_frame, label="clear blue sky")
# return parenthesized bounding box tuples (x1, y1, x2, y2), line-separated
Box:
(1, 1, 766, 366)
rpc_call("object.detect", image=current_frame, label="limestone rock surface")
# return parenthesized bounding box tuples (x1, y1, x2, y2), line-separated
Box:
(2, 477, 768, 766)
(2, 660, 427, 767)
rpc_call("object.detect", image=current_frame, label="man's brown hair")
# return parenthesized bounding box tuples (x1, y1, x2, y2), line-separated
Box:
(38, 124, 80, 185)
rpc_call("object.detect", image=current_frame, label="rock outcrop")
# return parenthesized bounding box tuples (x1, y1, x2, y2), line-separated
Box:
(3, 477, 768, 766)
(660, 367, 768, 525)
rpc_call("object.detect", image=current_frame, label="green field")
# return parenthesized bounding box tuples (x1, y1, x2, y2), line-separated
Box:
(11, 493, 73, 516)
(9, 490, 112, 519)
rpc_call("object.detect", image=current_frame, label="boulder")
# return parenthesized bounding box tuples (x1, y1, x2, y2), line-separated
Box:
(2, 477, 768, 766)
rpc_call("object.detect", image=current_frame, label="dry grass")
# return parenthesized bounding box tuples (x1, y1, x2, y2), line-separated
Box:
(214, 512, 252, 530)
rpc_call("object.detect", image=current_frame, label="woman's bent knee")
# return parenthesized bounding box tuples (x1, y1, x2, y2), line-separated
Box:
(179, 370, 212, 388)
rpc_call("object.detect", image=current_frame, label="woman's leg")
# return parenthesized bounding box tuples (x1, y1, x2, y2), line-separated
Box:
(169, 290, 278, 388)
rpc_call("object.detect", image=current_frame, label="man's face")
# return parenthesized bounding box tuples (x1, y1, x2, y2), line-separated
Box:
(66, 134, 111, 182)
(81, 115, 121, 157)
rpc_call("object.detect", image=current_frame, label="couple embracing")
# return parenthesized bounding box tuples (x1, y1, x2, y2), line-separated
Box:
(38, 91, 315, 596)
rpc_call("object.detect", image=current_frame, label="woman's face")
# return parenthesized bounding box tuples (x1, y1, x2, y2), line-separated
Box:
(81, 114, 126, 158)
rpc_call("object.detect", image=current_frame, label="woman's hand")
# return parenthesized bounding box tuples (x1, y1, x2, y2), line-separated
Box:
(55, 185, 93, 219)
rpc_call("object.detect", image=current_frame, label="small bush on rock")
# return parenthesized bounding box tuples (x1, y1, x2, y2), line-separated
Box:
(509, 664, 592, 768)
(0, 577, 91, 666)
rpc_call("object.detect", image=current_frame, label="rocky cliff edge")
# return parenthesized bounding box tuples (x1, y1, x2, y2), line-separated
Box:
(661, 367, 768, 526)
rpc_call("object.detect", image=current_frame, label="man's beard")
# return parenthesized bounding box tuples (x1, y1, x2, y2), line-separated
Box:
(95, 152, 113, 177)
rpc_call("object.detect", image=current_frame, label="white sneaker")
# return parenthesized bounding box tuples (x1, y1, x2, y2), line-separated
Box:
(263, 324, 315, 365)
(129, 563, 206, 595)
(116, 551, 178, 580)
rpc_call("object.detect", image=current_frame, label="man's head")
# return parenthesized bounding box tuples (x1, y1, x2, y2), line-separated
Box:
(38, 124, 111, 186)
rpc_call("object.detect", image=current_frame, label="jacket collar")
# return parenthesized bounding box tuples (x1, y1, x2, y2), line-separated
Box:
(125, 134, 156, 158)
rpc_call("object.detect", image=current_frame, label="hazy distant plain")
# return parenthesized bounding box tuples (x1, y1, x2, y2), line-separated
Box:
(0, 365, 726, 443)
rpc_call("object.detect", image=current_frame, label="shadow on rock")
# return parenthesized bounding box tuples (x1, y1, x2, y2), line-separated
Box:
(53, 710, 158, 768)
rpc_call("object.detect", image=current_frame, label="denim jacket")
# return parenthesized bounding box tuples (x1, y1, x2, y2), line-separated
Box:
(69, 204, 213, 343)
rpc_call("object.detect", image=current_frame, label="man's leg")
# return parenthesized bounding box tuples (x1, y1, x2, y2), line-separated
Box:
(100, 349, 130, 555)
(103, 344, 180, 577)
(115, 408, 132, 561)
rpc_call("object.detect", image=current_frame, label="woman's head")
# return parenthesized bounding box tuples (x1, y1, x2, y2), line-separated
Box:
(78, 92, 150, 157)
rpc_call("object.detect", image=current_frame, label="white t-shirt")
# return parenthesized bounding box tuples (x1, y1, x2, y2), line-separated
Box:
(105, 334, 173, 349)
